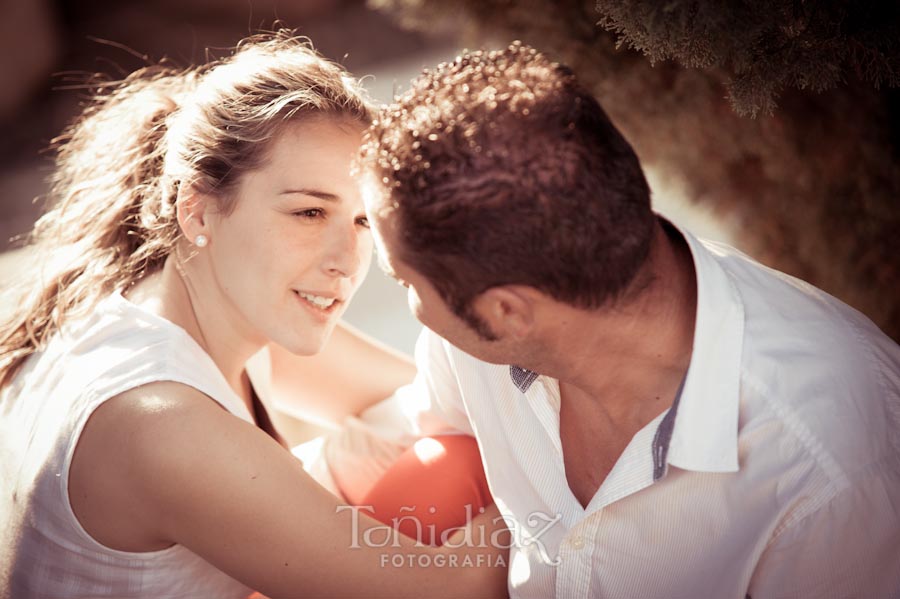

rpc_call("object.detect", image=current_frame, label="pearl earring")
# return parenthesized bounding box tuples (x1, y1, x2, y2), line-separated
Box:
(194, 234, 209, 248)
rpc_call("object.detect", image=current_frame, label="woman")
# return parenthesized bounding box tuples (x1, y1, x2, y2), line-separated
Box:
(0, 32, 504, 598)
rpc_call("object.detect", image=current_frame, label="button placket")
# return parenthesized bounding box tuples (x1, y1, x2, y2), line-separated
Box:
(555, 516, 596, 598)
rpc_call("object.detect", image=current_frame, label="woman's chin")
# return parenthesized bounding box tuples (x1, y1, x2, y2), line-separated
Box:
(276, 329, 333, 357)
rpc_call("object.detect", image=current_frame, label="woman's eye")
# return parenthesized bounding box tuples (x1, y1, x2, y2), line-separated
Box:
(356, 216, 370, 229)
(293, 208, 325, 219)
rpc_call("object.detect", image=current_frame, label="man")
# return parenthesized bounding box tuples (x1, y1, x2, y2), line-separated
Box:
(311, 43, 900, 597)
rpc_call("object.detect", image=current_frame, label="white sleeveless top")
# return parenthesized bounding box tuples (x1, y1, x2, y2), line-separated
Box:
(0, 291, 256, 598)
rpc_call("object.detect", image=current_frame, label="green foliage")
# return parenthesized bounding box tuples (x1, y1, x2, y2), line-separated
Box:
(372, 0, 900, 115)
(596, 0, 900, 115)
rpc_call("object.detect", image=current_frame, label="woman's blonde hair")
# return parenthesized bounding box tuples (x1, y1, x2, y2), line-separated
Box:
(0, 30, 373, 388)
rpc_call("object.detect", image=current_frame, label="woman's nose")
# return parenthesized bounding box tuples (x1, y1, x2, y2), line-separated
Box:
(322, 222, 363, 278)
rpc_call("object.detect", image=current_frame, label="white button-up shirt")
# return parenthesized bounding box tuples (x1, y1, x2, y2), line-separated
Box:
(310, 227, 900, 598)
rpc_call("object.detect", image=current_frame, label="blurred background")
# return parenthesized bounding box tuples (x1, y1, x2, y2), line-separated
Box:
(1, 0, 898, 438)
(0, 0, 450, 357)
(0, 0, 741, 353)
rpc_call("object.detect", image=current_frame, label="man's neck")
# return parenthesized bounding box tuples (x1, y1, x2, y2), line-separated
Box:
(541, 221, 697, 507)
(539, 221, 697, 424)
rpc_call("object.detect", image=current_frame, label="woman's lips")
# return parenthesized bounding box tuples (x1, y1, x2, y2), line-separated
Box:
(293, 289, 342, 319)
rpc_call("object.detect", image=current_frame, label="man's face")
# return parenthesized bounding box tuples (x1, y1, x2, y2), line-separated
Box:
(364, 187, 508, 363)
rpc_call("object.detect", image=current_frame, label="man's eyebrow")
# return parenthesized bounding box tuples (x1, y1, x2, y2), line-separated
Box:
(279, 188, 340, 202)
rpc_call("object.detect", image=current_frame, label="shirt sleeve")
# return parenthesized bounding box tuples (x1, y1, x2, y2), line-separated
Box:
(747, 457, 900, 598)
(313, 327, 474, 504)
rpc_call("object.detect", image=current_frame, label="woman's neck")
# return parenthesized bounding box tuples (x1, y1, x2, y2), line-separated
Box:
(124, 250, 263, 408)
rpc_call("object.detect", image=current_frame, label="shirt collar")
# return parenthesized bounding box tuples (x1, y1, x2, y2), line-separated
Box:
(508, 220, 744, 474)
(665, 223, 743, 474)
(509, 365, 539, 392)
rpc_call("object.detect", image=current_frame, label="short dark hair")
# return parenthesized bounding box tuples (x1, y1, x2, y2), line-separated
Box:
(360, 42, 655, 335)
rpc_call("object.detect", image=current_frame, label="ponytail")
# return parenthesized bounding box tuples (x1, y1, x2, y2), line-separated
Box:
(0, 65, 196, 387)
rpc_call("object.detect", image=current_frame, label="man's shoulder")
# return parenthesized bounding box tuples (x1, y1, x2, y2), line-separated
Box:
(704, 237, 896, 379)
(698, 240, 900, 473)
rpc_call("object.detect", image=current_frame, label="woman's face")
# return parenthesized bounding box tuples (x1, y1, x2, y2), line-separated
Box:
(203, 117, 373, 355)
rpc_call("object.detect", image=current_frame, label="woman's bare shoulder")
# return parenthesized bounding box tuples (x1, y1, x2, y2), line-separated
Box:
(98, 380, 231, 420)
(68, 380, 251, 552)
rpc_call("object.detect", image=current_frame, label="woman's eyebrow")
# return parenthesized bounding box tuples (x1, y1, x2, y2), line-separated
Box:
(278, 188, 340, 202)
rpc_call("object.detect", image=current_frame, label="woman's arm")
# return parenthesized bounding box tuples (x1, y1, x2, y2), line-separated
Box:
(266, 321, 416, 427)
(70, 381, 508, 598)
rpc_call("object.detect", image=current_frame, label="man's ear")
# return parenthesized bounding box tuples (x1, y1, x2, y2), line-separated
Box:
(471, 286, 536, 341)
(175, 186, 213, 240)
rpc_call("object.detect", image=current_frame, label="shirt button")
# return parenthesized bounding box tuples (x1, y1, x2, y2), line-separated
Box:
(569, 536, 585, 550)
